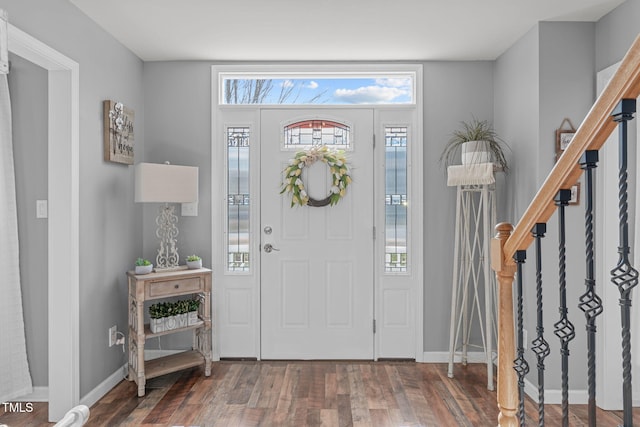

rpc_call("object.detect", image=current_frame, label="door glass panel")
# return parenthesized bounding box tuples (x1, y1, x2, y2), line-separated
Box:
(227, 127, 250, 272)
(284, 119, 350, 149)
(385, 126, 408, 272)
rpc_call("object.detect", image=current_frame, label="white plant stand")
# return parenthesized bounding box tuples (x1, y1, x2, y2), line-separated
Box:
(446, 164, 497, 391)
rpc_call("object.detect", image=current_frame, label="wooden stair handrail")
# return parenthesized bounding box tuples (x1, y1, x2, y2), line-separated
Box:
(492, 34, 640, 427)
(503, 33, 640, 260)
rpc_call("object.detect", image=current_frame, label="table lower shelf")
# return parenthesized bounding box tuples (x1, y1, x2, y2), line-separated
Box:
(144, 350, 205, 380)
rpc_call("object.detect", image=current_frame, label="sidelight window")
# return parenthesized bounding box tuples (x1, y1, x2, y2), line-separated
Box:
(227, 126, 250, 272)
(385, 126, 408, 272)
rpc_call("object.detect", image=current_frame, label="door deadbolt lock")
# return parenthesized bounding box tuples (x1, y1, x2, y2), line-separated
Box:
(264, 226, 272, 235)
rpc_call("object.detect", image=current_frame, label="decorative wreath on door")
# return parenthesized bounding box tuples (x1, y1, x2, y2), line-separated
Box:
(280, 145, 352, 207)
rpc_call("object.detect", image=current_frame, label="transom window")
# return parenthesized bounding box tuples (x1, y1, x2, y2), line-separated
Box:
(220, 73, 415, 105)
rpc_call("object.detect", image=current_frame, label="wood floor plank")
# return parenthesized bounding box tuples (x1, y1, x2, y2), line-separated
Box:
(319, 408, 339, 427)
(5, 361, 640, 427)
(227, 363, 261, 405)
(347, 364, 372, 425)
(142, 369, 199, 424)
(384, 365, 418, 425)
(336, 363, 351, 395)
(324, 371, 338, 410)
(360, 364, 386, 410)
(336, 394, 354, 427)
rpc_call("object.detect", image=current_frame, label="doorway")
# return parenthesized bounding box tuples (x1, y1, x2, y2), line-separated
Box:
(8, 23, 80, 421)
(211, 64, 424, 362)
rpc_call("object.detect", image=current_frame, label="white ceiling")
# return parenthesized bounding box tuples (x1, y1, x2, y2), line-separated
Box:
(70, 0, 625, 62)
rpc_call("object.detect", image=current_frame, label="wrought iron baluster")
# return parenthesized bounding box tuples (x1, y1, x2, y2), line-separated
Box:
(578, 150, 602, 427)
(531, 223, 550, 427)
(513, 249, 529, 427)
(553, 189, 575, 427)
(610, 99, 638, 427)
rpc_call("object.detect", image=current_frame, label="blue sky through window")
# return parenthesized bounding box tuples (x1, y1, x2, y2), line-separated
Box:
(222, 76, 413, 105)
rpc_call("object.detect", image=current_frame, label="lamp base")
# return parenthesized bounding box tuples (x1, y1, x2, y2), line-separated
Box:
(155, 203, 181, 269)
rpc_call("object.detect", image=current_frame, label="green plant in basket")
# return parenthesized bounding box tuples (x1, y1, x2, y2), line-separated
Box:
(188, 299, 201, 312)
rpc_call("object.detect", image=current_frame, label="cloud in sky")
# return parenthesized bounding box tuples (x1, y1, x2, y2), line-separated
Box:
(307, 81, 319, 89)
(281, 79, 294, 88)
(333, 85, 409, 104)
(375, 77, 411, 88)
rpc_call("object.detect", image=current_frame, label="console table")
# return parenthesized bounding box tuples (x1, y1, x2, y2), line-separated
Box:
(126, 267, 212, 397)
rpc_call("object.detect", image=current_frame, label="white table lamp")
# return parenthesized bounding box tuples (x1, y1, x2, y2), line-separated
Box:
(135, 162, 198, 270)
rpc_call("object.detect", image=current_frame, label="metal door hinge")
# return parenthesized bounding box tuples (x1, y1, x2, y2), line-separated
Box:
(373, 319, 376, 334)
(373, 133, 376, 148)
(373, 226, 376, 240)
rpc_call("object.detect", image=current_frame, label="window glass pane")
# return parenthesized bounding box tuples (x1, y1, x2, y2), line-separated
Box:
(227, 127, 250, 272)
(222, 76, 413, 105)
(385, 127, 408, 272)
(284, 120, 350, 149)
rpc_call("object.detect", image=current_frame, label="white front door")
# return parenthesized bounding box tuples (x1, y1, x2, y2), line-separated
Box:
(260, 109, 374, 359)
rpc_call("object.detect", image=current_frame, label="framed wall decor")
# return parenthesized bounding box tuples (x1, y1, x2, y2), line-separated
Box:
(103, 100, 135, 165)
(555, 117, 576, 162)
(569, 182, 580, 205)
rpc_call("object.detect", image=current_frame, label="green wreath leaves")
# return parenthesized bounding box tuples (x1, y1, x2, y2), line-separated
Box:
(280, 145, 352, 207)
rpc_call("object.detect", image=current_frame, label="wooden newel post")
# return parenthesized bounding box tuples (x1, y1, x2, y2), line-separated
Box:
(491, 222, 518, 427)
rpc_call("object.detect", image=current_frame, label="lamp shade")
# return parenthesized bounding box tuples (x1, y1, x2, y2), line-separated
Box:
(135, 162, 198, 203)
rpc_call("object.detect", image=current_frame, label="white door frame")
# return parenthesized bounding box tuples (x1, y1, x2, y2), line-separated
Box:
(211, 64, 424, 362)
(9, 24, 80, 421)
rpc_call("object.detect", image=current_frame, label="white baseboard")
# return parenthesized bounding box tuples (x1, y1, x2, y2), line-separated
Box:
(11, 386, 48, 402)
(79, 364, 127, 408)
(523, 378, 587, 405)
(75, 350, 184, 408)
(422, 351, 494, 363)
(524, 378, 640, 407)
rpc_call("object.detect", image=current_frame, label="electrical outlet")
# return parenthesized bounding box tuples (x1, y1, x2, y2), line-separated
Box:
(109, 325, 117, 347)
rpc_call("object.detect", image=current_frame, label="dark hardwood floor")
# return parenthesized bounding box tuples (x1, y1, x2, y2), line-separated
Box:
(1, 361, 637, 426)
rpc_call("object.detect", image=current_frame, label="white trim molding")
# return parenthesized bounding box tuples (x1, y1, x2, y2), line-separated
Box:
(9, 23, 80, 422)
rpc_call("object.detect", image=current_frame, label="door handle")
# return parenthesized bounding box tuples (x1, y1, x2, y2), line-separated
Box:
(263, 243, 280, 253)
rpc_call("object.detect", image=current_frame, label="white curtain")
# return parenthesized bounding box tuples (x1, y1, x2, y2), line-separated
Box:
(0, 73, 33, 402)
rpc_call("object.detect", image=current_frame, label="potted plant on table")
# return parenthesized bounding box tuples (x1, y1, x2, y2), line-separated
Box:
(186, 254, 202, 269)
(187, 298, 201, 325)
(174, 299, 189, 328)
(135, 258, 153, 275)
(439, 117, 509, 172)
(149, 303, 165, 333)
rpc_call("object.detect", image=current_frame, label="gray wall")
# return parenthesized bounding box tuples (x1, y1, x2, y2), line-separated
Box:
(494, 21, 597, 391)
(141, 60, 496, 352)
(596, 0, 640, 71)
(10, 53, 48, 387)
(494, 24, 539, 224)
(422, 61, 495, 350)
(537, 21, 595, 391)
(141, 62, 213, 349)
(3, 0, 144, 397)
